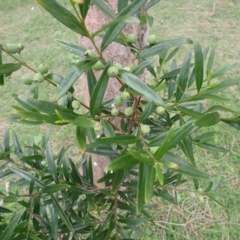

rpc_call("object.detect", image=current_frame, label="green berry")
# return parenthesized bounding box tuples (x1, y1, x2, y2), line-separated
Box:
(92, 61, 104, 71)
(149, 147, 158, 154)
(114, 63, 123, 70)
(17, 43, 24, 51)
(33, 72, 44, 83)
(111, 108, 119, 116)
(41, 161, 48, 167)
(121, 91, 130, 101)
(6, 44, 19, 54)
(147, 35, 156, 45)
(107, 66, 119, 78)
(127, 34, 137, 44)
(38, 64, 48, 74)
(84, 49, 96, 59)
(156, 106, 165, 115)
(114, 95, 123, 106)
(29, 84, 37, 93)
(94, 123, 103, 132)
(57, 96, 68, 107)
(124, 107, 133, 116)
(140, 124, 150, 135)
(71, 100, 80, 109)
(74, 108, 85, 115)
(21, 76, 32, 85)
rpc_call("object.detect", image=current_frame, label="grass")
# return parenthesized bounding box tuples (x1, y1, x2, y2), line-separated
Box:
(1, 0, 240, 239)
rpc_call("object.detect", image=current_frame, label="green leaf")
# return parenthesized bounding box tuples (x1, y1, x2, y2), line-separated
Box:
(76, 126, 87, 153)
(111, 170, 124, 192)
(75, 59, 98, 71)
(4, 129, 10, 157)
(211, 63, 236, 79)
(51, 194, 74, 232)
(206, 46, 215, 77)
(146, 0, 160, 10)
(95, 136, 140, 145)
(92, 0, 115, 19)
(144, 163, 155, 203)
(194, 41, 204, 92)
(101, 0, 147, 50)
(195, 143, 229, 153)
(36, 0, 87, 36)
(87, 69, 97, 96)
(121, 72, 164, 105)
(78, 0, 91, 19)
(55, 39, 86, 57)
(0, 210, 24, 240)
(42, 184, 70, 193)
(56, 66, 83, 99)
(132, 59, 155, 75)
(204, 105, 237, 114)
(194, 112, 220, 127)
(176, 50, 191, 101)
(10, 167, 44, 188)
(137, 163, 145, 215)
(73, 115, 98, 128)
(155, 163, 164, 185)
(137, 44, 170, 59)
(90, 63, 110, 116)
(50, 205, 58, 240)
(0, 206, 12, 213)
(105, 154, 138, 171)
(0, 44, 3, 85)
(0, 63, 21, 75)
(102, 119, 115, 137)
(128, 148, 154, 164)
(140, 101, 155, 122)
(46, 141, 58, 183)
(155, 126, 174, 161)
(118, 0, 128, 12)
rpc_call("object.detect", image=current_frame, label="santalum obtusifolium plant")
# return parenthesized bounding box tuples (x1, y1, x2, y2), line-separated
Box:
(0, 0, 240, 239)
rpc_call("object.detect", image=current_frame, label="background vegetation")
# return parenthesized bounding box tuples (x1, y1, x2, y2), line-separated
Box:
(1, 0, 240, 239)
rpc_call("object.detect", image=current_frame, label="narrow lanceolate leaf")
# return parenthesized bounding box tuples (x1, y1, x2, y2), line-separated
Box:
(155, 126, 174, 161)
(132, 59, 155, 75)
(92, 0, 115, 19)
(0, 44, 3, 85)
(137, 44, 169, 59)
(95, 136, 140, 145)
(78, 0, 91, 19)
(10, 167, 44, 188)
(55, 39, 86, 57)
(46, 142, 58, 183)
(137, 163, 145, 215)
(56, 66, 83, 99)
(101, 0, 147, 50)
(194, 41, 204, 92)
(0, 63, 21, 75)
(194, 112, 220, 127)
(128, 148, 154, 164)
(211, 63, 236, 79)
(155, 163, 164, 185)
(87, 69, 97, 97)
(118, 0, 128, 12)
(76, 126, 87, 153)
(36, 0, 87, 36)
(42, 184, 70, 193)
(176, 50, 191, 102)
(105, 154, 138, 171)
(0, 209, 24, 240)
(90, 63, 110, 117)
(121, 72, 164, 105)
(102, 119, 115, 137)
(206, 46, 215, 77)
(4, 129, 10, 157)
(73, 115, 98, 128)
(51, 194, 74, 232)
(144, 164, 155, 203)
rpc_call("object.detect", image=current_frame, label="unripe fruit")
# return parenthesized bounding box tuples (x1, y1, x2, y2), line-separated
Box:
(29, 84, 37, 93)
(123, 66, 131, 72)
(107, 66, 119, 78)
(92, 61, 104, 71)
(17, 43, 24, 51)
(156, 106, 165, 115)
(149, 146, 158, 154)
(74, 108, 85, 115)
(94, 123, 103, 132)
(33, 72, 44, 83)
(6, 44, 19, 54)
(38, 64, 48, 74)
(124, 107, 133, 116)
(121, 91, 130, 101)
(147, 35, 156, 45)
(57, 96, 68, 107)
(114, 95, 123, 106)
(111, 108, 119, 116)
(140, 124, 150, 135)
(21, 76, 32, 85)
(127, 34, 137, 44)
(114, 63, 123, 70)
(84, 49, 96, 59)
(41, 161, 48, 167)
(71, 100, 80, 109)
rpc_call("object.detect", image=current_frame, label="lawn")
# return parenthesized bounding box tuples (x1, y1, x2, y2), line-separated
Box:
(1, 0, 240, 239)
